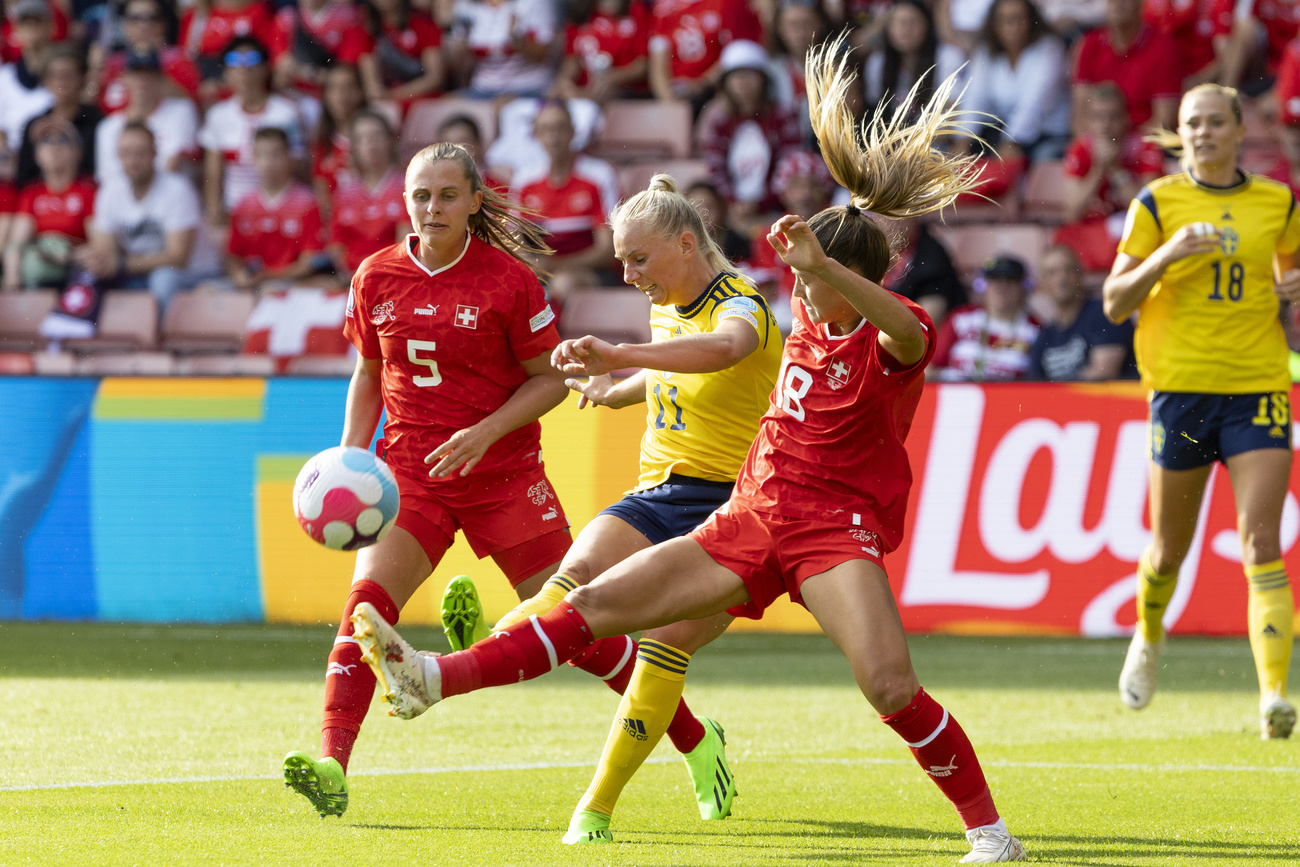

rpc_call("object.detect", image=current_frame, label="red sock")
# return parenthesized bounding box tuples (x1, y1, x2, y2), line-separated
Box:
(438, 605, 595, 698)
(880, 687, 1000, 830)
(571, 635, 706, 754)
(320, 579, 399, 773)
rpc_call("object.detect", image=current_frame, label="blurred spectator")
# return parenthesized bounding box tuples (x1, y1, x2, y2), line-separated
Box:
(96, 0, 202, 113)
(1057, 82, 1163, 272)
(311, 62, 366, 203)
(935, 0, 995, 53)
(0, 0, 55, 164)
(768, 0, 828, 148)
(1034, 0, 1104, 40)
(435, 112, 508, 189)
(359, 0, 445, 106)
(881, 217, 968, 330)
(270, 0, 374, 96)
(1028, 244, 1133, 380)
(0, 182, 14, 257)
(1071, 0, 1180, 131)
(929, 255, 1040, 381)
(2, 115, 95, 290)
(329, 109, 407, 277)
(180, 0, 277, 103)
(446, 0, 558, 98)
(1142, 0, 1233, 87)
(743, 148, 831, 329)
(1270, 46, 1300, 194)
(512, 100, 618, 310)
(77, 121, 219, 310)
(1220, 0, 1299, 94)
(224, 126, 325, 290)
(864, 0, 965, 125)
(198, 35, 305, 224)
(961, 0, 1070, 162)
(15, 42, 101, 188)
(95, 47, 199, 190)
(697, 40, 802, 231)
(684, 178, 750, 261)
(647, 0, 762, 106)
(1, 0, 67, 63)
(551, 0, 649, 104)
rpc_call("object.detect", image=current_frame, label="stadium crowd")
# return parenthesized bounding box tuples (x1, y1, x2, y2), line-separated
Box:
(0, 0, 1298, 379)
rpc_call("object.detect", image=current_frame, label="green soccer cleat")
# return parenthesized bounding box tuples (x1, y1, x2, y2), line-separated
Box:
(441, 574, 490, 651)
(282, 751, 348, 818)
(683, 717, 737, 820)
(562, 809, 614, 844)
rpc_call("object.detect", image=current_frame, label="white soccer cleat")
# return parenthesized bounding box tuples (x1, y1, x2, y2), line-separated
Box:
(1119, 631, 1165, 710)
(1260, 695, 1296, 740)
(351, 602, 442, 719)
(960, 822, 1026, 863)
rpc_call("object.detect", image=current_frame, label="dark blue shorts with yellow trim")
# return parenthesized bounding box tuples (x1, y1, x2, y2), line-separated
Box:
(1149, 390, 1292, 470)
(599, 474, 734, 545)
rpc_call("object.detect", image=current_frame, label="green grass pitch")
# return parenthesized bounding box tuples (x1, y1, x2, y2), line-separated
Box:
(0, 625, 1295, 866)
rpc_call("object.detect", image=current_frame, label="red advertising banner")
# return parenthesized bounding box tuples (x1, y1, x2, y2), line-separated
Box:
(888, 382, 1300, 637)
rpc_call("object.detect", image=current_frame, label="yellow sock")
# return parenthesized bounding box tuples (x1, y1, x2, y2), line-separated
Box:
(1246, 560, 1294, 698)
(1136, 552, 1179, 643)
(577, 639, 690, 817)
(494, 574, 577, 631)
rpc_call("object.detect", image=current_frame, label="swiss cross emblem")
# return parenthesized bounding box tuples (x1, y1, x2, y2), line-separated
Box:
(827, 357, 850, 389)
(455, 305, 479, 329)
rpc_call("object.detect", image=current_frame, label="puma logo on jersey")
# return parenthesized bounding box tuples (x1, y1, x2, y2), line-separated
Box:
(415, 304, 439, 316)
(926, 756, 958, 777)
(327, 662, 357, 676)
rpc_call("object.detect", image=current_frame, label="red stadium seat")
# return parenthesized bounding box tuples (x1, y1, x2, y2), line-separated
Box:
(591, 100, 694, 162)
(0, 289, 58, 352)
(617, 159, 711, 199)
(1022, 161, 1067, 224)
(400, 98, 499, 161)
(161, 291, 256, 354)
(63, 290, 158, 354)
(0, 351, 34, 374)
(931, 223, 1052, 279)
(559, 288, 652, 345)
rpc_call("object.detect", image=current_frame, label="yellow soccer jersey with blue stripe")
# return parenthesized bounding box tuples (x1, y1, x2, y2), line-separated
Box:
(635, 273, 782, 491)
(1118, 171, 1300, 393)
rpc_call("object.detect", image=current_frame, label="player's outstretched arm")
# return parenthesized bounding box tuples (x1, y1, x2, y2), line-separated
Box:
(424, 350, 569, 478)
(768, 214, 926, 367)
(341, 356, 384, 450)
(565, 369, 649, 410)
(553, 321, 760, 379)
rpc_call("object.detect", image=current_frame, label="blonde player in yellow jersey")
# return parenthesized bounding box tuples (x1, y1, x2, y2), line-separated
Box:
(1104, 83, 1300, 739)
(440, 173, 783, 841)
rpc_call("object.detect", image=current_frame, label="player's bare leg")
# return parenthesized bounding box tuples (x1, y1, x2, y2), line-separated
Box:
(802, 560, 1025, 863)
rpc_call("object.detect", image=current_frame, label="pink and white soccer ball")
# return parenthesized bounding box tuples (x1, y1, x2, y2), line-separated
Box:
(293, 446, 401, 551)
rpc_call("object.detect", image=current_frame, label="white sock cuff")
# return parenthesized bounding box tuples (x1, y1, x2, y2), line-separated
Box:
(903, 708, 948, 748)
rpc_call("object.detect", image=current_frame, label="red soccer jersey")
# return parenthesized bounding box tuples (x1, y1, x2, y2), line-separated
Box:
(1278, 37, 1300, 123)
(1143, 0, 1233, 78)
(1063, 133, 1167, 219)
(649, 0, 762, 82)
(0, 181, 15, 214)
(228, 182, 325, 269)
(1, 5, 67, 62)
(19, 178, 96, 241)
(731, 295, 934, 553)
(517, 172, 606, 257)
(1072, 24, 1183, 127)
(271, 0, 375, 66)
(331, 169, 407, 271)
(312, 133, 350, 195)
(342, 233, 560, 479)
(564, 5, 650, 87)
(99, 47, 203, 113)
(181, 1, 277, 57)
(377, 11, 442, 78)
(1226, 0, 1300, 69)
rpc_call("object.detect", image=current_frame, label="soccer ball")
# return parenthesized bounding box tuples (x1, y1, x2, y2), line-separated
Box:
(293, 446, 401, 551)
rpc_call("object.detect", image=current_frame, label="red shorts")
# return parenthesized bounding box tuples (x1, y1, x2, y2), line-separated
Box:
(392, 462, 572, 586)
(690, 499, 887, 620)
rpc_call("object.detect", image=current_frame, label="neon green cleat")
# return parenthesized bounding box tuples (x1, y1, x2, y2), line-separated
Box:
(683, 717, 736, 820)
(441, 575, 490, 651)
(282, 751, 348, 818)
(562, 809, 614, 844)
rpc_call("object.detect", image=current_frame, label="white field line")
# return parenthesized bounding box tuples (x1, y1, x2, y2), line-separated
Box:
(3, 755, 1297, 793)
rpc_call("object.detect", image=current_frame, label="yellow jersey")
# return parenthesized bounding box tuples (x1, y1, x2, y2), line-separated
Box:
(635, 273, 783, 491)
(1118, 170, 1300, 393)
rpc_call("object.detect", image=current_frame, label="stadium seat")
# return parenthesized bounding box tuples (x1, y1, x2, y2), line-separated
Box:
(161, 291, 256, 354)
(63, 290, 158, 354)
(1022, 160, 1067, 224)
(559, 288, 652, 345)
(617, 159, 711, 199)
(400, 98, 498, 161)
(33, 350, 74, 374)
(74, 351, 175, 375)
(0, 289, 58, 352)
(284, 354, 359, 376)
(931, 223, 1052, 279)
(176, 354, 277, 376)
(591, 100, 694, 162)
(0, 351, 34, 374)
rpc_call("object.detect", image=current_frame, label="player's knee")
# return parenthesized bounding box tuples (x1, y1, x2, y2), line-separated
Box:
(1146, 544, 1187, 577)
(559, 558, 594, 587)
(1239, 532, 1282, 569)
(855, 660, 919, 715)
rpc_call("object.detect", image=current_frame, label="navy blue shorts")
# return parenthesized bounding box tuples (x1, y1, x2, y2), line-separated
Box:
(599, 474, 734, 545)
(1149, 391, 1292, 470)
